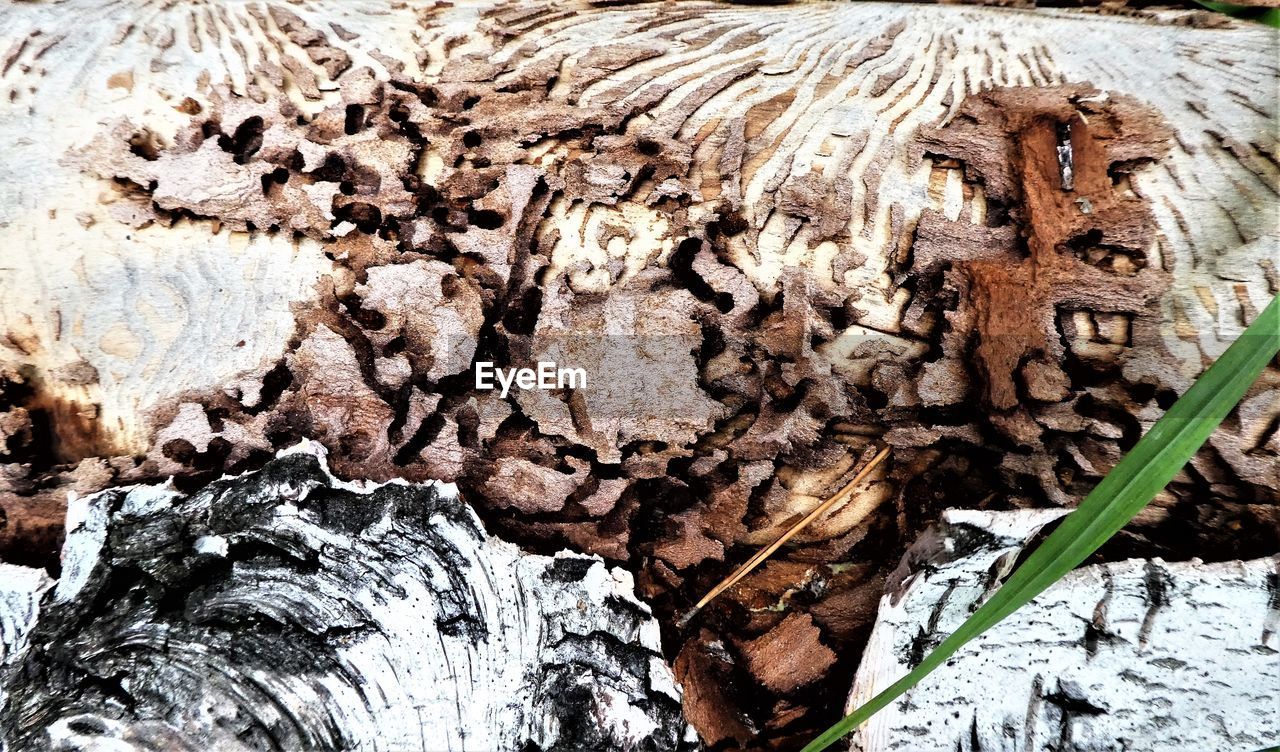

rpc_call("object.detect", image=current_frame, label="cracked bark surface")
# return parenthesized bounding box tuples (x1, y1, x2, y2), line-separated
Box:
(1, 1, 1277, 748)
(847, 509, 1280, 752)
(0, 442, 691, 752)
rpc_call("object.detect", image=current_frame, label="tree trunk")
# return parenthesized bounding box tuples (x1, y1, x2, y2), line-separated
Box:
(847, 509, 1280, 752)
(1, 1, 1276, 748)
(0, 442, 691, 751)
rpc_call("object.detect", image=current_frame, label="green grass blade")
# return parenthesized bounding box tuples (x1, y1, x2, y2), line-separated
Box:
(1193, 0, 1280, 28)
(802, 294, 1279, 752)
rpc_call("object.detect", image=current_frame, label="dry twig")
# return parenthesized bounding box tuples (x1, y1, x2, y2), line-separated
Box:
(680, 446, 892, 627)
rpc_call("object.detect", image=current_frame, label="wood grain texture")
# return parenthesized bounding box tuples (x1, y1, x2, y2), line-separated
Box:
(848, 509, 1280, 752)
(1, 0, 1273, 467)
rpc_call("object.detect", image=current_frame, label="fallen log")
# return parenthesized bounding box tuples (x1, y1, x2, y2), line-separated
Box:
(1, 1, 1277, 746)
(847, 509, 1280, 752)
(0, 442, 691, 751)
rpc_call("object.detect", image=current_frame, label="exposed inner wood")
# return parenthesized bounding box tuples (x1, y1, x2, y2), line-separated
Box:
(0, 2, 1276, 747)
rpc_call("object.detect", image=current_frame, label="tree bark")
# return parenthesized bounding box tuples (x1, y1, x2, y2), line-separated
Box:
(0, 442, 691, 751)
(0, 562, 51, 666)
(847, 509, 1280, 752)
(1, 1, 1277, 748)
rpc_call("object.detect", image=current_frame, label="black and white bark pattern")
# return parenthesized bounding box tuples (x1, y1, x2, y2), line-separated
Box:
(0, 563, 51, 668)
(846, 509, 1280, 752)
(0, 442, 691, 752)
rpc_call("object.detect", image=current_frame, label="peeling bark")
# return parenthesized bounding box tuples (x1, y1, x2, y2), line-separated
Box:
(0, 443, 691, 751)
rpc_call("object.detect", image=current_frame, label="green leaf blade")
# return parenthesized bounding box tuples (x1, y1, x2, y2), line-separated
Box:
(1193, 0, 1280, 29)
(802, 295, 1279, 752)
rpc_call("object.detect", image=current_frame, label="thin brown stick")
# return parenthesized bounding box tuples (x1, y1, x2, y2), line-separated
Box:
(679, 446, 891, 627)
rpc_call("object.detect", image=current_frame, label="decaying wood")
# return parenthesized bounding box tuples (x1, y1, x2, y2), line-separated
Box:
(0, 442, 692, 751)
(683, 447, 891, 626)
(1, 0, 1277, 746)
(847, 509, 1280, 752)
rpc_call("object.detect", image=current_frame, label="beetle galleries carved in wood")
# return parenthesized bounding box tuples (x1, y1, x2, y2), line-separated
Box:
(0, 1, 1277, 748)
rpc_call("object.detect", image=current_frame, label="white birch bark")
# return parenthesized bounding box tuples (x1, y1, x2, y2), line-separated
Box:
(848, 509, 1280, 752)
(0, 442, 692, 752)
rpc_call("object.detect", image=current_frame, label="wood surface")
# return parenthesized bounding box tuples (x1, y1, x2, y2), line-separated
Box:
(0, 1, 1275, 748)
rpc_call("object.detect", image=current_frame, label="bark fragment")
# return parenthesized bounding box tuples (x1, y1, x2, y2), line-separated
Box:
(913, 85, 1171, 412)
(742, 613, 838, 694)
